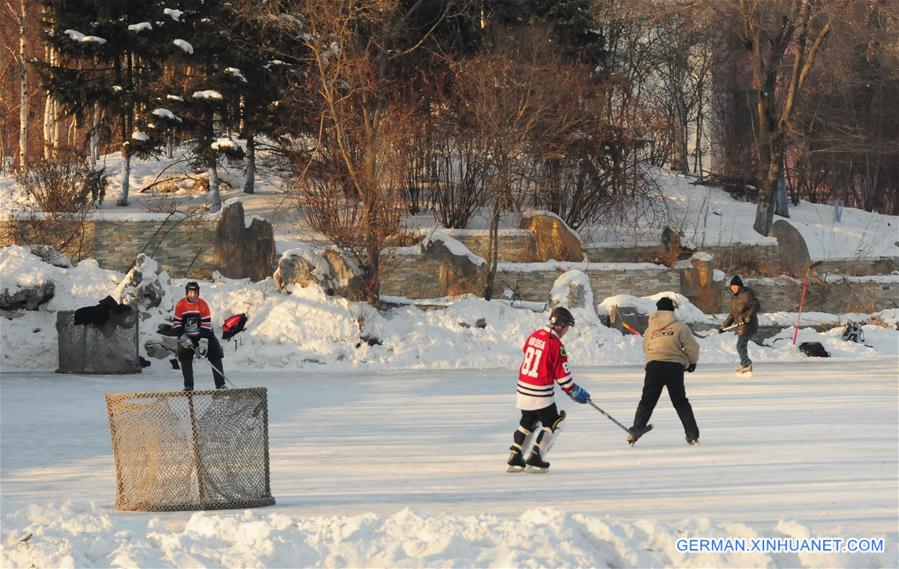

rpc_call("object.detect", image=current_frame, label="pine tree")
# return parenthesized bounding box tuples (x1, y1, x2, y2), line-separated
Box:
(224, 1, 302, 194)
(38, 0, 168, 206)
(165, 0, 244, 211)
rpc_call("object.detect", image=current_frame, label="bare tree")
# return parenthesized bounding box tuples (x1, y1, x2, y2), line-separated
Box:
(285, 0, 450, 305)
(455, 27, 577, 299)
(789, 0, 899, 214)
(15, 0, 27, 170)
(733, 0, 832, 235)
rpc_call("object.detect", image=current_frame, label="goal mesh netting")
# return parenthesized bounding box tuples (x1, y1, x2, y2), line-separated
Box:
(56, 309, 140, 374)
(105, 388, 275, 511)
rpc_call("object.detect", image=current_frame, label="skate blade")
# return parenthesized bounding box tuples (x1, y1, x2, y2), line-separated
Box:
(524, 465, 549, 473)
(506, 465, 525, 473)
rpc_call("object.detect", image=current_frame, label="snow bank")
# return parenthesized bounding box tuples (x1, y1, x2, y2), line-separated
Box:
(1, 502, 894, 569)
(2, 247, 897, 373)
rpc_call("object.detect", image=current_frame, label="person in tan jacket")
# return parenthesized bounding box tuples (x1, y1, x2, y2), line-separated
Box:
(628, 296, 701, 446)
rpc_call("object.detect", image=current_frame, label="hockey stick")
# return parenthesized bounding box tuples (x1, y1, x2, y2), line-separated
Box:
(695, 322, 742, 338)
(195, 351, 239, 388)
(621, 322, 642, 336)
(587, 400, 634, 434)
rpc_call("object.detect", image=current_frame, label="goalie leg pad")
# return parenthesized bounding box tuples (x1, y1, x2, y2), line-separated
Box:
(534, 410, 566, 458)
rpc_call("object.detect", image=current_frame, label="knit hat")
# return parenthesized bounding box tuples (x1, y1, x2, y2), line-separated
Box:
(730, 275, 744, 287)
(656, 297, 675, 311)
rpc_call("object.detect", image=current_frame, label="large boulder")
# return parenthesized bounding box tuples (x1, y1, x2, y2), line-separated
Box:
(769, 219, 811, 275)
(678, 251, 721, 313)
(422, 232, 488, 297)
(274, 245, 333, 291)
(547, 269, 600, 325)
(112, 254, 172, 310)
(520, 211, 585, 262)
(548, 270, 593, 311)
(214, 199, 277, 282)
(0, 281, 55, 310)
(274, 245, 368, 300)
(322, 248, 368, 301)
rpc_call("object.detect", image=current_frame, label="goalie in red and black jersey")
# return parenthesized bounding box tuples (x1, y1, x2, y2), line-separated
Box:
(507, 306, 591, 472)
(173, 281, 226, 391)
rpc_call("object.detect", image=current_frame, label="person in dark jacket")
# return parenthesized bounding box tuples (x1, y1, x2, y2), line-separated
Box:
(721, 275, 761, 373)
(173, 281, 225, 391)
(629, 296, 701, 446)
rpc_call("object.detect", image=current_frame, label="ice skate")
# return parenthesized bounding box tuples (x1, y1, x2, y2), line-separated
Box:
(524, 449, 550, 473)
(506, 451, 526, 473)
(626, 424, 654, 446)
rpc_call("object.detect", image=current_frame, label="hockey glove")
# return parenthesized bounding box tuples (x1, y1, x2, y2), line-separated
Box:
(178, 335, 193, 351)
(566, 384, 591, 404)
(686, 363, 696, 373)
(197, 338, 209, 357)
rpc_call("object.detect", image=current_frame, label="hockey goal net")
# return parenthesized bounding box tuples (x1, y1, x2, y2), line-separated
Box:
(105, 387, 275, 511)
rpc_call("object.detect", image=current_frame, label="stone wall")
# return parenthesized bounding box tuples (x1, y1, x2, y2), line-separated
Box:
(812, 258, 898, 276)
(93, 217, 219, 277)
(380, 249, 447, 298)
(382, 241, 899, 314)
(0, 216, 218, 277)
(1, 200, 275, 280)
(585, 245, 661, 263)
(380, 253, 680, 303)
(443, 229, 536, 262)
(585, 243, 783, 271)
(730, 276, 899, 314)
(496, 263, 680, 302)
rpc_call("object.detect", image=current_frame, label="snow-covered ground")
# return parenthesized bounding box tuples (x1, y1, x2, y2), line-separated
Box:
(2, 149, 898, 567)
(2, 245, 898, 375)
(1, 250, 898, 568)
(1, 359, 897, 568)
(2, 149, 897, 260)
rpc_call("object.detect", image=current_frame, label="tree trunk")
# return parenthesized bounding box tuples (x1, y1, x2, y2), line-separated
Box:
(484, 199, 501, 301)
(118, 146, 131, 206)
(753, 139, 783, 235)
(243, 128, 255, 194)
(18, 0, 28, 170)
(774, 157, 790, 217)
(676, 116, 690, 173)
(365, 247, 381, 307)
(208, 162, 221, 212)
(89, 102, 100, 167)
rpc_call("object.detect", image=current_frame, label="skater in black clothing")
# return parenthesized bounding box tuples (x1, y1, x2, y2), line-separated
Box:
(173, 282, 226, 391)
(629, 296, 701, 446)
(721, 275, 760, 374)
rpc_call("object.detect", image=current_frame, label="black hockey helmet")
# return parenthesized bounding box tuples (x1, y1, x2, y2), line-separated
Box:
(550, 306, 575, 330)
(185, 281, 200, 294)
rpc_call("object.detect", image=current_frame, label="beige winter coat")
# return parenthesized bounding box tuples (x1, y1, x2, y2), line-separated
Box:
(642, 311, 700, 368)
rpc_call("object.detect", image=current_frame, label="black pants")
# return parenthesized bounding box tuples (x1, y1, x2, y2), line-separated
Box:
(178, 340, 225, 390)
(633, 361, 699, 440)
(511, 403, 563, 452)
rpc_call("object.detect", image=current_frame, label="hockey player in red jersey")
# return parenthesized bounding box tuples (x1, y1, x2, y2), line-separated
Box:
(507, 306, 591, 472)
(173, 281, 226, 391)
